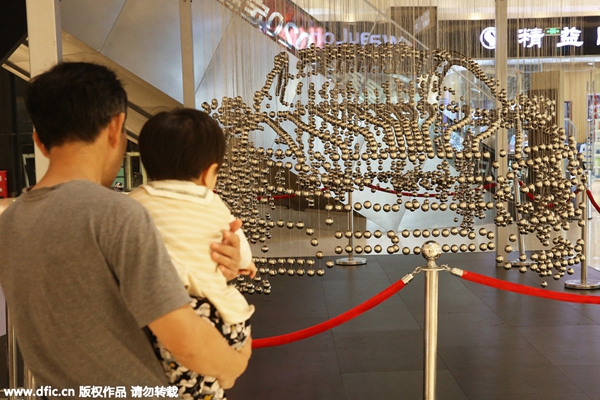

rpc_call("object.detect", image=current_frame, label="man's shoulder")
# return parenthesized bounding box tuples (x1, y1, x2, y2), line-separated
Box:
(63, 180, 145, 210)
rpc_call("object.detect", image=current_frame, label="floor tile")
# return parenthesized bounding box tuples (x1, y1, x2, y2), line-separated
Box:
(342, 370, 467, 400)
(558, 365, 600, 400)
(228, 333, 346, 400)
(515, 325, 600, 366)
(332, 329, 446, 373)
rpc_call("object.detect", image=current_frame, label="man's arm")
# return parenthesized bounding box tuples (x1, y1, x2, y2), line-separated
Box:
(148, 304, 251, 389)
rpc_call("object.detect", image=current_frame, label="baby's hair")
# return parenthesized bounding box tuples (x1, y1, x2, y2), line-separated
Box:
(139, 108, 226, 181)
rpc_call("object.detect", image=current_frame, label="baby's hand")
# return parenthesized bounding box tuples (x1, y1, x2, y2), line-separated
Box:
(238, 261, 257, 279)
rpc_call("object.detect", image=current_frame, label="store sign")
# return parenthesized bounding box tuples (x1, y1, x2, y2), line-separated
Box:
(221, 0, 410, 51)
(480, 26, 588, 49)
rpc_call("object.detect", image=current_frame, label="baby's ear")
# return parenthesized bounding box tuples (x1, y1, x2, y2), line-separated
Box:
(202, 163, 219, 180)
(200, 163, 220, 188)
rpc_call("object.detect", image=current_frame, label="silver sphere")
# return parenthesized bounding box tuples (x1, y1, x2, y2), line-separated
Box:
(421, 241, 442, 261)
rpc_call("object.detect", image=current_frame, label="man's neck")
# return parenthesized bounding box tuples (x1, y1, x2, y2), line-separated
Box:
(33, 142, 108, 190)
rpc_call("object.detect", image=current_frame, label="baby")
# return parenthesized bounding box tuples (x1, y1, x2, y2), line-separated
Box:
(129, 108, 255, 400)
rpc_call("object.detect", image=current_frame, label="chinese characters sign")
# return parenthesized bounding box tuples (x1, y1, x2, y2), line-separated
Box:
(481, 26, 586, 49)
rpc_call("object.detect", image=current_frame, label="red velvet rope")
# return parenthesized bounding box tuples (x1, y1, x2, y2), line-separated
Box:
(460, 270, 600, 304)
(252, 277, 408, 348)
(253, 268, 600, 349)
(587, 189, 600, 214)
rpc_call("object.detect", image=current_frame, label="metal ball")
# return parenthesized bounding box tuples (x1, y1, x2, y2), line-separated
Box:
(421, 241, 442, 260)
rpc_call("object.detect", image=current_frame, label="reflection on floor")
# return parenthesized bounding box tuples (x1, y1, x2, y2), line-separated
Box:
(228, 182, 600, 400)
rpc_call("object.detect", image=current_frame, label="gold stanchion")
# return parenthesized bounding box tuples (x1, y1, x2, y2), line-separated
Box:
(421, 241, 444, 400)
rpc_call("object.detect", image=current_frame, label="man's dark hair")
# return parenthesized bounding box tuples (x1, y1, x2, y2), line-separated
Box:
(25, 62, 128, 150)
(139, 108, 226, 181)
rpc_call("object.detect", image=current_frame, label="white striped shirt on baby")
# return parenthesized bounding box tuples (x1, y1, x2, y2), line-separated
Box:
(129, 180, 254, 325)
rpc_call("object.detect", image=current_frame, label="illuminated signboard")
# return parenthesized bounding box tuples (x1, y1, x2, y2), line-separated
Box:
(218, 0, 410, 52)
(480, 26, 585, 49)
(444, 16, 600, 57)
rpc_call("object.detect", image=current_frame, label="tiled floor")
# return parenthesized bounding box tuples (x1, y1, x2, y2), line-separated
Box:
(226, 182, 600, 399)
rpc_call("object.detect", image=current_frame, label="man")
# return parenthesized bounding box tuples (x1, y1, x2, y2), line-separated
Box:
(0, 62, 250, 395)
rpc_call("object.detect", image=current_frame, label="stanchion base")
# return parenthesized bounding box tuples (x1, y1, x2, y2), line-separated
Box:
(335, 257, 367, 266)
(564, 279, 600, 290)
(508, 260, 534, 267)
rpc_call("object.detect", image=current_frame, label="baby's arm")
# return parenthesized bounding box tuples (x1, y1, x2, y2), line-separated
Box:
(235, 227, 256, 278)
(238, 261, 257, 279)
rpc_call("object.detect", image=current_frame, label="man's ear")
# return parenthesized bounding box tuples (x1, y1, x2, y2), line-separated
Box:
(32, 130, 50, 158)
(107, 113, 126, 148)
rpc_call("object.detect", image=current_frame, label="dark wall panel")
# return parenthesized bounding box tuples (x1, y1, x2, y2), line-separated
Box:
(0, 0, 27, 65)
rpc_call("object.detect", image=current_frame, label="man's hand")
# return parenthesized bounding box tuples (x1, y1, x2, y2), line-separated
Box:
(149, 306, 250, 387)
(211, 219, 242, 281)
(218, 336, 252, 389)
